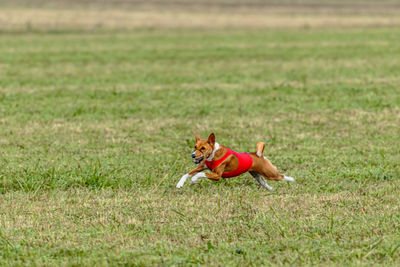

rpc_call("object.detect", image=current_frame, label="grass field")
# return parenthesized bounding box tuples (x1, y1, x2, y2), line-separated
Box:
(1, 1, 400, 265)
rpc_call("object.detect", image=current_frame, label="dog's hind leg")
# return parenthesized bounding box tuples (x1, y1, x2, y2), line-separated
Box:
(257, 157, 295, 182)
(282, 175, 295, 182)
(249, 171, 273, 191)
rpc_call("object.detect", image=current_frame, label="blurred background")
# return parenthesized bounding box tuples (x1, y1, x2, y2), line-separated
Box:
(1, 0, 400, 31)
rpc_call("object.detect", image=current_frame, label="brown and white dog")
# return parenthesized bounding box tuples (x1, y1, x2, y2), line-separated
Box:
(176, 133, 294, 190)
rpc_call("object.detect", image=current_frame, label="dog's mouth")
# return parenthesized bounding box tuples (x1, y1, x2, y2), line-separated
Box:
(193, 157, 204, 164)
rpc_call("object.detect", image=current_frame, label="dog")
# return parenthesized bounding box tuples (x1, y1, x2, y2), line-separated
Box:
(176, 133, 294, 190)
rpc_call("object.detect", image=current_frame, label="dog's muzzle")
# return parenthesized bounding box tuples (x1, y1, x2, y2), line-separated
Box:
(192, 152, 203, 164)
(194, 157, 204, 164)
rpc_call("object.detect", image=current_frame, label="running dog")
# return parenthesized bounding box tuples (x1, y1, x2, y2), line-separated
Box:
(176, 133, 294, 190)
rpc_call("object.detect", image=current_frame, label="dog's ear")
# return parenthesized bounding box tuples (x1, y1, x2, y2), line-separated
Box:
(207, 133, 215, 145)
(194, 131, 200, 142)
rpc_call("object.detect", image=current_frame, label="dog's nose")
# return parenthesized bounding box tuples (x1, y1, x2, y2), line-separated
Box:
(191, 153, 196, 159)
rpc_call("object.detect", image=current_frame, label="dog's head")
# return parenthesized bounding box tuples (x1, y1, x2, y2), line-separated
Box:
(191, 132, 216, 164)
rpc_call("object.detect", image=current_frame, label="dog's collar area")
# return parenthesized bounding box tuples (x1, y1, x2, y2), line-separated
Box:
(207, 143, 220, 161)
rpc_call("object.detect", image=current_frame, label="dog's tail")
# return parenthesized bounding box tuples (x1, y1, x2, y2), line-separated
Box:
(256, 142, 265, 157)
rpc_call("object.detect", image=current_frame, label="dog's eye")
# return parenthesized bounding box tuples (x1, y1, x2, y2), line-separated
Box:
(201, 147, 205, 150)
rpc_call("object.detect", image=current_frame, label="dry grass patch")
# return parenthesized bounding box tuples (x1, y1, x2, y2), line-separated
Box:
(1, 186, 400, 265)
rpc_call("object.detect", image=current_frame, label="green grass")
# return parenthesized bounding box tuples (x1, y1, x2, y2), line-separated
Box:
(0, 27, 400, 265)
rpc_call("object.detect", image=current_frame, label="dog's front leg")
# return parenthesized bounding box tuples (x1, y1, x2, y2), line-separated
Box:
(176, 174, 191, 188)
(191, 170, 222, 184)
(191, 156, 232, 184)
(190, 172, 208, 184)
(176, 164, 205, 188)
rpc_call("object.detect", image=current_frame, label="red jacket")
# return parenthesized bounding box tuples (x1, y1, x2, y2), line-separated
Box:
(205, 149, 253, 178)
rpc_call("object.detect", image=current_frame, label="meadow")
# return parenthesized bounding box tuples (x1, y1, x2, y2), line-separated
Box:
(1, 1, 400, 265)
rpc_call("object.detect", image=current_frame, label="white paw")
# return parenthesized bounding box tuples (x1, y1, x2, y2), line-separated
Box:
(283, 176, 295, 182)
(256, 151, 262, 157)
(176, 174, 191, 188)
(190, 172, 206, 184)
